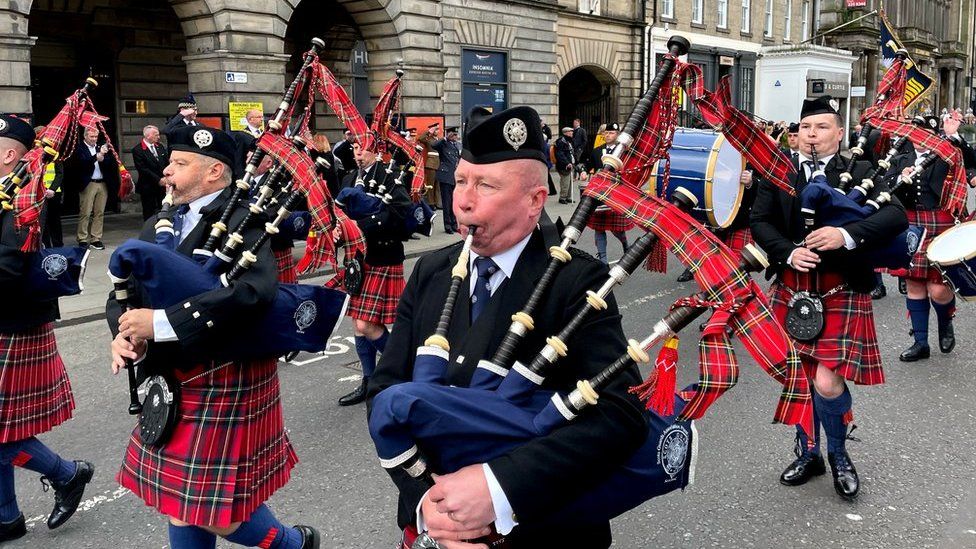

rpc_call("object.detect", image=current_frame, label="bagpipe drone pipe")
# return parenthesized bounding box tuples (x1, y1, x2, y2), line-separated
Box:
(799, 143, 924, 270)
(335, 155, 434, 239)
(109, 40, 349, 369)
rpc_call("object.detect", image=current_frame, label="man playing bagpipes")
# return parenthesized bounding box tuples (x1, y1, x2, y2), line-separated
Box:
(367, 106, 647, 548)
(887, 114, 976, 362)
(751, 96, 909, 499)
(580, 122, 634, 264)
(106, 125, 320, 549)
(332, 139, 414, 406)
(0, 115, 95, 542)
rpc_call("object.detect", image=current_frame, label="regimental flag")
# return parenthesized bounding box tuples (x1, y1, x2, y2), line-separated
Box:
(879, 9, 932, 108)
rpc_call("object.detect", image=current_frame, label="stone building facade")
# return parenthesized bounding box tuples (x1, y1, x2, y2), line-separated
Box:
(0, 0, 647, 169)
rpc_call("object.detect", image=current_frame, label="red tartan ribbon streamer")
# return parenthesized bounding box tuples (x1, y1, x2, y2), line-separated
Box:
(862, 57, 907, 121)
(584, 176, 814, 435)
(682, 70, 796, 197)
(309, 60, 373, 152)
(868, 117, 968, 216)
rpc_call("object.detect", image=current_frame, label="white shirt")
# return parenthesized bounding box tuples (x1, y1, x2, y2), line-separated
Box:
(86, 143, 104, 180)
(416, 230, 534, 537)
(143, 140, 158, 158)
(152, 188, 226, 342)
(247, 124, 263, 137)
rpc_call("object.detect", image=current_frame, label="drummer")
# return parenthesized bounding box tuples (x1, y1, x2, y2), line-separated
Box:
(886, 114, 974, 361)
(581, 122, 633, 263)
(751, 95, 908, 500)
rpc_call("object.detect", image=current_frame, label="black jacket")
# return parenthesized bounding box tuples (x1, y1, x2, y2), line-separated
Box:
(0, 205, 59, 332)
(131, 141, 169, 195)
(887, 137, 976, 210)
(70, 141, 120, 196)
(430, 138, 461, 186)
(162, 115, 198, 137)
(339, 165, 413, 266)
(367, 222, 647, 547)
(554, 136, 575, 172)
(105, 186, 278, 370)
(750, 153, 908, 293)
(332, 140, 356, 176)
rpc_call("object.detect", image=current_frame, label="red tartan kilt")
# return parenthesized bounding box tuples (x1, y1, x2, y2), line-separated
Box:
(899, 209, 956, 282)
(721, 227, 754, 253)
(274, 247, 298, 284)
(769, 271, 885, 386)
(0, 323, 75, 443)
(117, 359, 297, 527)
(329, 263, 405, 325)
(586, 208, 634, 232)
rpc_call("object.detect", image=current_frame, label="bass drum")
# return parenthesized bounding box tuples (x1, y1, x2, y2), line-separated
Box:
(647, 128, 745, 229)
(926, 221, 976, 301)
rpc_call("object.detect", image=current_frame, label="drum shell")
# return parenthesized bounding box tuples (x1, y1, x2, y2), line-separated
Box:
(926, 221, 976, 301)
(647, 129, 745, 229)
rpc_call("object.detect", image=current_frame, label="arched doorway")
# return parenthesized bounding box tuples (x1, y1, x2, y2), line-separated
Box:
(29, 0, 190, 214)
(559, 65, 618, 150)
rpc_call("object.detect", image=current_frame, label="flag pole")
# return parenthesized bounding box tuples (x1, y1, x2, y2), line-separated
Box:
(800, 9, 879, 45)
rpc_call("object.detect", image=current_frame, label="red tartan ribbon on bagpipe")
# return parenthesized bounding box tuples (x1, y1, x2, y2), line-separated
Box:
(862, 56, 907, 122)
(307, 59, 373, 152)
(371, 72, 427, 198)
(681, 68, 796, 197)
(867, 117, 968, 216)
(584, 175, 814, 435)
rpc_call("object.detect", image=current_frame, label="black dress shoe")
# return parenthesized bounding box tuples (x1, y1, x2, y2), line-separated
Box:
(828, 451, 860, 499)
(939, 323, 956, 354)
(0, 514, 26, 542)
(338, 377, 368, 406)
(295, 524, 321, 548)
(46, 460, 95, 529)
(558, 199, 568, 204)
(779, 451, 826, 486)
(676, 268, 693, 283)
(90, 241, 105, 250)
(870, 284, 887, 300)
(899, 342, 930, 362)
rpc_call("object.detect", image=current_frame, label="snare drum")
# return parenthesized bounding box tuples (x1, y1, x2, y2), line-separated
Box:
(647, 128, 745, 228)
(925, 221, 976, 301)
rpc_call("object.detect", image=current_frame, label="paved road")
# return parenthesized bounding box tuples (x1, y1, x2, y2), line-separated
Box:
(7, 230, 976, 548)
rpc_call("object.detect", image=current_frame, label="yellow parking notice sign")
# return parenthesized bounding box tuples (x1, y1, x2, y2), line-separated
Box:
(228, 102, 264, 132)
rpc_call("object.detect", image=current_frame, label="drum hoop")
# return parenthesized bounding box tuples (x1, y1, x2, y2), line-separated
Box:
(926, 220, 976, 266)
(703, 133, 745, 229)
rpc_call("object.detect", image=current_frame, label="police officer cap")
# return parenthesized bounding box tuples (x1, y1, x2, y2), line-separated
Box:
(605, 122, 621, 132)
(445, 126, 459, 134)
(788, 122, 800, 133)
(800, 95, 841, 120)
(168, 125, 236, 167)
(0, 115, 35, 149)
(462, 106, 548, 165)
(912, 115, 940, 132)
(178, 93, 197, 110)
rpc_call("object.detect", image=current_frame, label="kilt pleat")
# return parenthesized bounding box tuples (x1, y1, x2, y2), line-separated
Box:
(328, 263, 405, 325)
(0, 323, 75, 443)
(769, 279, 885, 386)
(117, 358, 297, 527)
(902, 209, 956, 282)
(721, 227, 754, 254)
(274, 247, 298, 284)
(586, 209, 634, 232)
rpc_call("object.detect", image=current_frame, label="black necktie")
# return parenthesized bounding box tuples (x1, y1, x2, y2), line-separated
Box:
(471, 257, 499, 322)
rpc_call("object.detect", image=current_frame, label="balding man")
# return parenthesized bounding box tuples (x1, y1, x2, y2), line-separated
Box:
(369, 106, 646, 548)
(244, 109, 264, 138)
(131, 125, 169, 220)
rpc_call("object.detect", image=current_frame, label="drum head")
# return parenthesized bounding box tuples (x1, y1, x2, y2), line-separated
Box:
(926, 221, 976, 266)
(705, 134, 745, 228)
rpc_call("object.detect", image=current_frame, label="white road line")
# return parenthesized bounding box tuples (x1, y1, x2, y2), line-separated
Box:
(25, 486, 130, 529)
(618, 289, 673, 311)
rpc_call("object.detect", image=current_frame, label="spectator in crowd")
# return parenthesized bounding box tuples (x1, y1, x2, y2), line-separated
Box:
(429, 126, 461, 234)
(71, 126, 118, 250)
(34, 125, 65, 248)
(332, 129, 356, 178)
(244, 108, 264, 138)
(163, 94, 199, 136)
(131, 125, 169, 220)
(555, 126, 576, 204)
(571, 117, 588, 163)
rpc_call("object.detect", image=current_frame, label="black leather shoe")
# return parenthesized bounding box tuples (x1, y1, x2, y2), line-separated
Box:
(0, 514, 26, 542)
(90, 241, 105, 250)
(899, 342, 930, 362)
(939, 323, 956, 354)
(558, 199, 568, 204)
(338, 378, 368, 406)
(295, 524, 320, 548)
(46, 460, 94, 529)
(676, 268, 693, 282)
(779, 451, 825, 486)
(828, 451, 860, 499)
(870, 284, 886, 300)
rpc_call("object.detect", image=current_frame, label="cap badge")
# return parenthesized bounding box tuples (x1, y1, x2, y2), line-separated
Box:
(502, 118, 528, 151)
(0, 119, 7, 132)
(828, 99, 840, 112)
(192, 129, 213, 148)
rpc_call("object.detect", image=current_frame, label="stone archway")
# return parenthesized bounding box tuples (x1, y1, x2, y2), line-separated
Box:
(558, 65, 619, 148)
